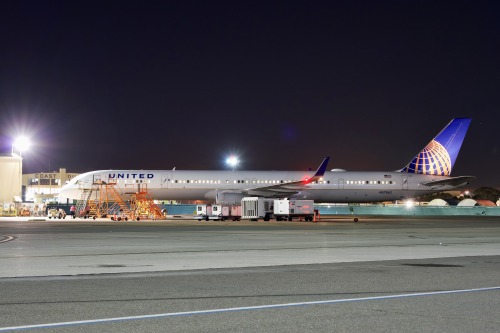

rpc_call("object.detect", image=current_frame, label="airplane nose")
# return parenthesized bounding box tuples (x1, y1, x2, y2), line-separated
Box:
(57, 185, 75, 200)
(56, 187, 67, 198)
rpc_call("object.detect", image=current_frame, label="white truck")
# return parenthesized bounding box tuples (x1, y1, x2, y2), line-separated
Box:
(194, 204, 241, 221)
(273, 199, 315, 221)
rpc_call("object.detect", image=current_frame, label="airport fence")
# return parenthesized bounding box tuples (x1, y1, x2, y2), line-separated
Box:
(160, 204, 500, 217)
(315, 204, 500, 217)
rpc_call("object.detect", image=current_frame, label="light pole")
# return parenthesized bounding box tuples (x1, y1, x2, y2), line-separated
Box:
(11, 136, 31, 205)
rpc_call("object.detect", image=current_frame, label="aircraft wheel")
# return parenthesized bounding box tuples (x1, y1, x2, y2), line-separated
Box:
(354, 218, 359, 223)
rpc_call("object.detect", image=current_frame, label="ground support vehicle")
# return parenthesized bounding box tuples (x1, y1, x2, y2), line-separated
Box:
(214, 204, 241, 221)
(241, 197, 318, 221)
(0, 206, 17, 217)
(110, 209, 129, 221)
(18, 207, 31, 217)
(228, 205, 242, 221)
(273, 199, 315, 221)
(47, 208, 66, 219)
(194, 204, 241, 221)
(194, 204, 213, 221)
(241, 197, 275, 221)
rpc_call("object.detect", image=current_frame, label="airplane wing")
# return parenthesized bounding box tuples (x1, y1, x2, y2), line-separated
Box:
(244, 157, 330, 197)
(420, 175, 475, 188)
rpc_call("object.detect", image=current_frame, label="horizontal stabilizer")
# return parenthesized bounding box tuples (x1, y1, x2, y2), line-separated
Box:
(420, 176, 476, 188)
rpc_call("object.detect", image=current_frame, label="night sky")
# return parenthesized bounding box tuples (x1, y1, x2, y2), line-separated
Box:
(1, 1, 499, 189)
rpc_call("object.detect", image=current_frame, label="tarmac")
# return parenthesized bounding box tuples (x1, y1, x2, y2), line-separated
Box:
(1, 216, 499, 332)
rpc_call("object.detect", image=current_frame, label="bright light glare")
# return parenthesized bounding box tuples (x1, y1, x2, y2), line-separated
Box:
(226, 155, 239, 168)
(13, 136, 31, 153)
(405, 200, 414, 208)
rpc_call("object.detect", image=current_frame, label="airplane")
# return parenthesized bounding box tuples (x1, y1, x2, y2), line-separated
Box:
(58, 118, 474, 204)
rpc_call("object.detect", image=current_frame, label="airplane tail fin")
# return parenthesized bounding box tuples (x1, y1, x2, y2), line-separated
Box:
(400, 118, 471, 176)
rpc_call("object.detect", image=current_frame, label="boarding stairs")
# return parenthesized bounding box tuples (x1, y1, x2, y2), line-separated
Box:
(101, 182, 133, 220)
(73, 182, 161, 220)
(75, 188, 94, 218)
(130, 185, 164, 220)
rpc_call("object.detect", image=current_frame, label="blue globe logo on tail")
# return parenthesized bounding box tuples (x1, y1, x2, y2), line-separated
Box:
(402, 140, 451, 175)
(400, 118, 471, 176)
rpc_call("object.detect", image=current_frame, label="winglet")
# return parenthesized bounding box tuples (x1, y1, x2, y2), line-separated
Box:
(304, 157, 330, 184)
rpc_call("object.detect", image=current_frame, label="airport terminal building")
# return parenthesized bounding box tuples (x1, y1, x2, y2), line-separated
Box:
(22, 168, 80, 203)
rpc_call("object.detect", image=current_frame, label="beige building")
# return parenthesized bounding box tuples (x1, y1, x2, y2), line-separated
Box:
(23, 168, 80, 203)
(0, 153, 23, 208)
(1, 152, 80, 206)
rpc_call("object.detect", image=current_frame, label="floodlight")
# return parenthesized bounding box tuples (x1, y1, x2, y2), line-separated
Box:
(12, 136, 31, 156)
(226, 155, 239, 170)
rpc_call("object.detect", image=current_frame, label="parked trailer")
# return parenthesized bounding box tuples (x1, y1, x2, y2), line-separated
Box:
(229, 205, 242, 221)
(274, 199, 315, 221)
(213, 204, 242, 221)
(194, 204, 241, 221)
(194, 204, 213, 221)
(241, 197, 275, 221)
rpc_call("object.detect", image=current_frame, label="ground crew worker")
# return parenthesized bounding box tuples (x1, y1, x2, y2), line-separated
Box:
(70, 205, 76, 219)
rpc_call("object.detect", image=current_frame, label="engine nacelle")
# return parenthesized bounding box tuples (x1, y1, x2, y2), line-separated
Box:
(215, 192, 246, 205)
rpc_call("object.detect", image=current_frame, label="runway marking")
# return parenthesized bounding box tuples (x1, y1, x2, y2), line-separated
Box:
(1, 286, 499, 331)
(0, 235, 16, 244)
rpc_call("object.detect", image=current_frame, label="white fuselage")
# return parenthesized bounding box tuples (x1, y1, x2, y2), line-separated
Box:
(58, 169, 461, 204)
